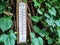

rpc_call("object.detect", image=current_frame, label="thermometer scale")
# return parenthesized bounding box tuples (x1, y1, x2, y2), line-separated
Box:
(19, 2, 27, 43)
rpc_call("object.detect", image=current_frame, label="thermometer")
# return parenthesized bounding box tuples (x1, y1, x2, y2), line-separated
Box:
(19, 2, 27, 43)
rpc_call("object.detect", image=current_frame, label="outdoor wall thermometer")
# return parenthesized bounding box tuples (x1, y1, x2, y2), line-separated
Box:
(19, 2, 27, 43)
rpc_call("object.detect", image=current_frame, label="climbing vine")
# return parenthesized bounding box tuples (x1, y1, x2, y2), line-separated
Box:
(29, 0, 60, 45)
(0, 0, 16, 45)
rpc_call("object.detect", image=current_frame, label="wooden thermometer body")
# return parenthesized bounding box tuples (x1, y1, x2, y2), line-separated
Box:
(16, 0, 27, 44)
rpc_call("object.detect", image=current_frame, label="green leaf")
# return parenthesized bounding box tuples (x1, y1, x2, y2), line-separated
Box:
(55, 19, 60, 27)
(45, 2, 51, 8)
(31, 16, 42, 23)
(1, 0, 8, 3)
(0, 17, 13, 32)
(57, 27, 60, 31)
(31, 37, 43, 45)
(30, 43, 34, 45)
(32, 38, 39, 45)
(4, 15, 12, 19)
(0, 34, 8, 42)
(57, 30, 60, 38)
(33, 0, 40, 7)
(30, 32, 35, 38)
(0, 30, 16, 45)
(48, 38, 53, 44)
(0, 10, 3, 14)
(0, 4, 5, 14)
(45, 18, 55, 27)
(41, 8, 45, 12)
(48, 7, 56, 16)
(37, 8, 43, 14)
(33, 26, 49, 37)
(33, 25, 40, 33)
(44, 13, 50, 18)
(57, 39, 60, 44)
(38, 37, 43, 45)
(9, 30, 16, 40)
(50, 27, 54, 32)
(39, 0, 45, 4)
(38, 30, 49, 37)
(9, 30, 13, 33)
(46, 36, 53, 44)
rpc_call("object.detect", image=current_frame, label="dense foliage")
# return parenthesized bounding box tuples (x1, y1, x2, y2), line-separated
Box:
(0, 0, 60, 45)
(30, 0, 60, 45)
(0, 0, 16, 45)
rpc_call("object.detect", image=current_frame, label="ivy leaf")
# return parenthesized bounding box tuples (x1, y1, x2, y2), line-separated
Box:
(33, 0, 40, 7)
(9, 30, 16, 40)
(38, 37, 43, 45)
(1, 0, 8, 3)
(0, 10, 3, 14)
(48, 7, 56, 16)
(0, 17, 13, 32)
(55, 19, 60, 27)
(0, 4, 5, 14)
(45, 2, 51, 8)
(37, 8, 43, 14)
(0, 34, 8, 42)
(32, 38, 39, 45)
(48, 38, 53, 44)
(33, 25, 40, 33)
(38, 30, 49, 37)
(0, 30, 16, 45)
(33, 26, 49, 37)
(31, 37, 43, 45)
(39, 0, 45, 4)
(30, 43, 34, 45)
(46, 36, 53, 44)
(30, 32, 35, 38)
(50, 27, 54, 32)
(45, 18, 55, 27)
(4, 15, 12, 19)
(31, 16, 42, 23)
(44, 13, 50, 18)
(57, 30, 60, 38)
